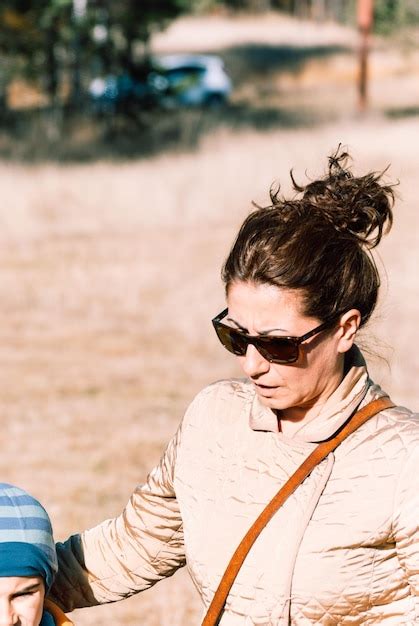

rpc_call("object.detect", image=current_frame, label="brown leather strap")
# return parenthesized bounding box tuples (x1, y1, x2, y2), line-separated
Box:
(201, 396, 395, 626)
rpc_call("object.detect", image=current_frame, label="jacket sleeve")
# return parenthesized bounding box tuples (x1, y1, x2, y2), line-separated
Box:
(392, 443, 419, 622)
(50, 426, 185, 611)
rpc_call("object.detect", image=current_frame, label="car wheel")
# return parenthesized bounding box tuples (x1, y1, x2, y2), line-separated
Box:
(204, 93, 226, 108)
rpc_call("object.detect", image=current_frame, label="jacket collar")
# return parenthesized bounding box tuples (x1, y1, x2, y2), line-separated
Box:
(249, 345, 371, 443)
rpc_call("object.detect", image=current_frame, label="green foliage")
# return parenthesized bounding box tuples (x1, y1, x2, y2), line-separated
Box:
(0, 0, 195, 104)
(374, 0, 399, 33)
(373, 0, 419, 34)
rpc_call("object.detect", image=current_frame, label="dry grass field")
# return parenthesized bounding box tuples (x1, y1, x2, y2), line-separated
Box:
(1, 12, 419, 626)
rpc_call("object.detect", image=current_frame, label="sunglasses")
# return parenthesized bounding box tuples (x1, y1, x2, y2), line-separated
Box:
(212, 308, 342, 364)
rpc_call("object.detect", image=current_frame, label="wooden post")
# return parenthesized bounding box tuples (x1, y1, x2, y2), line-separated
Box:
(357, 0, 374, 111)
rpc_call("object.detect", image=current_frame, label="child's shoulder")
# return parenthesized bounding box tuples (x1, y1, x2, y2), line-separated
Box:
(43, 600, 74, 626)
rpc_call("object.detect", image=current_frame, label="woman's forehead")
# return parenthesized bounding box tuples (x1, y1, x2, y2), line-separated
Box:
(227, 281, 304, 312)
(226, 282, 312, 331)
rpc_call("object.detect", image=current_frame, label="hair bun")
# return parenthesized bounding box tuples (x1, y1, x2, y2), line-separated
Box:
(287, 148, 395, 249)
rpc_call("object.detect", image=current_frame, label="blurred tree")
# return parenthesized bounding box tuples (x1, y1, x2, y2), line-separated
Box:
(373, 0, 419, 33)
(222, 0, 353, 21)
(100, 1, 193, 67)
(0, 0, 194, 111)
(0, 0, 75, 106)
(222, 0, 419, 27)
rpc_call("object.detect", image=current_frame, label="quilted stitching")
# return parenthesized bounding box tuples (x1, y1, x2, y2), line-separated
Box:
(53, 375, 419, 625)
(175, 380, 419, 625)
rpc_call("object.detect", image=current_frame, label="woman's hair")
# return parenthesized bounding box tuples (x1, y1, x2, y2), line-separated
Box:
(222, 148, 395, 327)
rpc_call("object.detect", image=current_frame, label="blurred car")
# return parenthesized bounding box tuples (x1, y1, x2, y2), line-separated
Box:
(150, 54, 232, 108)
(88, 54, 232, 113)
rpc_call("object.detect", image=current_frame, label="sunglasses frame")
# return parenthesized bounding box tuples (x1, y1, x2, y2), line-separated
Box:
(212, 308, 343, 364)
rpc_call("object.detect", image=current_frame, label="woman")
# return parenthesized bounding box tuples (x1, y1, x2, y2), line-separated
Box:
(50, 151, 418, 624)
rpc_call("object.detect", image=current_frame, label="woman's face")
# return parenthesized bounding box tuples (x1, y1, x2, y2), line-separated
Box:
(226, 281, 358, 422)
(0, 576, 45, 626)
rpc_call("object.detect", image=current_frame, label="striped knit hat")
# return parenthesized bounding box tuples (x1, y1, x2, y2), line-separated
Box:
(0, 483, 58, 590)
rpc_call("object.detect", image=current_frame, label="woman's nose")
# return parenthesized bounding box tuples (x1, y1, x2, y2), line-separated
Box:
(240, 344, 270, 378)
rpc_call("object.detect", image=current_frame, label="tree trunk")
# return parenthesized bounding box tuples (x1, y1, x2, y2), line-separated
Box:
(293, 0, 310, 18)
(312, 0, 326, 20)
(45, 19, 59, 101)
(357, 0, 373, 110)
(248, 0, 272, 10)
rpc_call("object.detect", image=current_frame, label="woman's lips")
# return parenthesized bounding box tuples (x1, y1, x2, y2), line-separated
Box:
(254, 382, 277, 389)
(254, 382, 281, 393)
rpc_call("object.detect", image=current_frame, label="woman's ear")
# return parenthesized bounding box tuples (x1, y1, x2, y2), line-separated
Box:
(337, 309, 361, 354)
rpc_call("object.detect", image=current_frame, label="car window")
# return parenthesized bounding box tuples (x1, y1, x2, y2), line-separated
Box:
(164, 67, 205, 91)
(166, 67, 205, 79)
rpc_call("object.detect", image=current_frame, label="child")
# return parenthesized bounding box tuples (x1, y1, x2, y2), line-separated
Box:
(0, 483, 73, 626)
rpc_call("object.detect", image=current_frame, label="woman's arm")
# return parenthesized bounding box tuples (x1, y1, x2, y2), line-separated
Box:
(50, 429, 185, 611)
(393, 442, 419, 621)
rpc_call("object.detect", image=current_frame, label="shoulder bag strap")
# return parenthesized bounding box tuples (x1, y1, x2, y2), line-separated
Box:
(201, 395, 395, 626)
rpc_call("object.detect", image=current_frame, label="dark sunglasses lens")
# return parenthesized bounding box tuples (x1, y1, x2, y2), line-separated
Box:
(215, 325, 248, 356)
(258, 337, 299, 364)
(214, 322, 300, 364)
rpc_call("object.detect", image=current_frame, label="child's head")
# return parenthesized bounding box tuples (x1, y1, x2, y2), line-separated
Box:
(0, 483, 57, 626)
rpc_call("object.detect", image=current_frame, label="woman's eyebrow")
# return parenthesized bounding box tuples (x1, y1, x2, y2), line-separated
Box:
(227, 316, 289, 334)
(226, 316, 248, 332)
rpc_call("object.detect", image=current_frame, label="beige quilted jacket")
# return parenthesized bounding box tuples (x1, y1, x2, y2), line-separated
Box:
(52, 347, 419, 625)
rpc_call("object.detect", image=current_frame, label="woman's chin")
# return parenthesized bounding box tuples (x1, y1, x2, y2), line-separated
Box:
(255, 389, 287, 411)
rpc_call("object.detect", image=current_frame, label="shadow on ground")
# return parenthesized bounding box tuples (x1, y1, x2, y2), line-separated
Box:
(0, 104, 325, 162)
(0, 43, 352, 162)
(385, 105, 419, 120)
(219, 43, 349, 84)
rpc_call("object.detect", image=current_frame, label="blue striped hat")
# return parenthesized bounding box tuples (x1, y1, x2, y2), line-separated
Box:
(0, 483, 58, 590)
